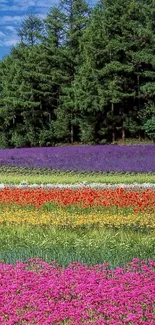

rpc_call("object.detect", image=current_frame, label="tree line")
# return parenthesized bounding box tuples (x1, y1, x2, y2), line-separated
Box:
(0, 0, 155, 148)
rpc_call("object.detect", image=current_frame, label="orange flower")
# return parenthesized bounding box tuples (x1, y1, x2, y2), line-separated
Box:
(0, 188, 154, 213)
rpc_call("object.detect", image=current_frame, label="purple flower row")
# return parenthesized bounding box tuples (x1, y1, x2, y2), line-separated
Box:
(0, 144, 155, 172)
(0, 258, 155, 324)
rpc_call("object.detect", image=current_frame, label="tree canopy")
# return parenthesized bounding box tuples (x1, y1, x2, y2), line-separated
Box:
(0, 0, 155, 148)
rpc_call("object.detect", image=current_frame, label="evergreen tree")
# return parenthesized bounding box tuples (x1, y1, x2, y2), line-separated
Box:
(0, 0, 155, 147)
(75, 0, 155, 143)
(0, 43, 54, 147)
(56, 0, 91, 143)
(18, 14, 44, 46)
(42, 7, 70, 144)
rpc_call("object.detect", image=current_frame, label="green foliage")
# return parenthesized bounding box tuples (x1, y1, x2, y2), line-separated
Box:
(0, 166, 155, 184)
(144, 117, 155, 142)
(0, 133, 9, 148)
(53, 109, 70, 141)
(140, 103, 155, 142)
(0, 0, 155, 147)
(79, 118, 95, 143)
(18, 14, 44, 46)
(0, 224, 154, 267)
(11, 131, 27, 148)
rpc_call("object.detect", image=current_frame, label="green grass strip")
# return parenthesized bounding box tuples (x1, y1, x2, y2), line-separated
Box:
(0, 224, 154, 267)
(0, 166, 155, 184)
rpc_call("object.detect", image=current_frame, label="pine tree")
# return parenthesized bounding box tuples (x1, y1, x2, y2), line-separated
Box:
(56, 0, 91, 143)
(41, 7, 70, 144)
(0, 0, 155, 147)
(18, 14, 44, 46)
(74, 0, 152, 143)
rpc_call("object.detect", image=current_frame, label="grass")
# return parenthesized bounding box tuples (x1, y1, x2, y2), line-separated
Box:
(0, 166, 155, 184)
(115, 138, 154, 145)
(0, 224, 154, 267)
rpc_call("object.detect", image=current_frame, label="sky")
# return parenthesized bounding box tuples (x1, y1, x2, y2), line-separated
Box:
(0, 0, 95, 60)
(0, 0, 59, 60)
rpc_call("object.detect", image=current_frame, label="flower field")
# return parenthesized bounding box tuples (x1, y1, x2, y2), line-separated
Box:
(0, 188, 154, 229)
(0, 259, 155, 325)
(0, 144, 155, 172)
(0, 145, 155, 324)
(0, 187, 155, 211)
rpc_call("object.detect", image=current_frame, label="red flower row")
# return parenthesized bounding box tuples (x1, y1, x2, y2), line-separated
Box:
(0, 188, 154, 212)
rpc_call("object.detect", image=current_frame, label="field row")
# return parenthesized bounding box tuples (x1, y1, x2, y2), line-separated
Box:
(0, 258, 155, 324)
(1, 183, 155, 189)
(0, 208, 154, 229)
(0, 167, 155, 184)
(0, 188, 154, 230)
(1, 224, 154, 266)
(0, 145, 155, 172)
(0, 187, 154, 209)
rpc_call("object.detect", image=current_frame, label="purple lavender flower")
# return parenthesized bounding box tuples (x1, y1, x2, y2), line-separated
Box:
(0, 145, 154, 172)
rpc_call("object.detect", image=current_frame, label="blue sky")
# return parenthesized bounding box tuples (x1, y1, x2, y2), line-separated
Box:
(0, 0, 95, 60)
(0, 0, 59, 60)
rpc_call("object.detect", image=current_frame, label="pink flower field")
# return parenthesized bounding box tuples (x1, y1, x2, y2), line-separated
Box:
(0, 258, 155, 325)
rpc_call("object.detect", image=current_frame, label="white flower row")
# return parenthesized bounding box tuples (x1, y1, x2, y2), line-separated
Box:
(0, 182, 155, 189)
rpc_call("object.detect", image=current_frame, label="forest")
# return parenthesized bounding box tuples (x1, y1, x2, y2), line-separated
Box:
(0, 0, 155, 148)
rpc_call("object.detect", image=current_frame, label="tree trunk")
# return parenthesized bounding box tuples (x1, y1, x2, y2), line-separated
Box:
(122, 127, 125, 141)
(137, 75, 140, 111)
(111, 103, 115, 142)
(71, 123, 74, 143)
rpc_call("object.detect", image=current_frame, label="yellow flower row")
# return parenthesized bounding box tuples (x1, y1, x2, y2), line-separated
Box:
(0, 208, 154, 228)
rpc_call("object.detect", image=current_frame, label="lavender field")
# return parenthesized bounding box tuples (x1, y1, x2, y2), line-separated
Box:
(0, 145, 155, 172)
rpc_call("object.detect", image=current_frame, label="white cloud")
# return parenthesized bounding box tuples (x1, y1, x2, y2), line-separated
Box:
(0, 0, 58, 52)
(5, 25, 17, 32)
(0, 0, 58, 12)
(1, 15, 24, 24)
(13, 0, 35, 4)
(1, 37, 19, 46)
(0, 31, 5, 37)
(0, 0, 36, 12)
(36, 0, 56, 7)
